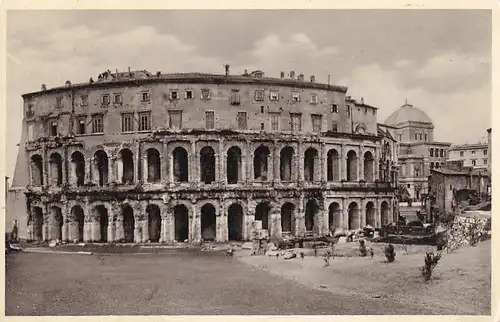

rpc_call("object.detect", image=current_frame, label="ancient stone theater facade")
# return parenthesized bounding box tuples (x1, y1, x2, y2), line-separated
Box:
(16, 69, 397, 244)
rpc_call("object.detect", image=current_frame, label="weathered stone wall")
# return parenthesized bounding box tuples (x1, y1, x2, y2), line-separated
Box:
(446, 213, 490, 251)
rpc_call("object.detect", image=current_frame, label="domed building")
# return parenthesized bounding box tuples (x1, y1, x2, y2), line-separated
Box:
(384, 102, 451, 202)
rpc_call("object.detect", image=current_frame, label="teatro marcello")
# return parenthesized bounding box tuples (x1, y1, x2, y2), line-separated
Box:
(7, 68, 399, 244)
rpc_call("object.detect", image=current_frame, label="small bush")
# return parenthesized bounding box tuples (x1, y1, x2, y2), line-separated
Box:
(420, 252, 442, 282)
(384, 244, 396, 263)
(359, 239, 368, 257)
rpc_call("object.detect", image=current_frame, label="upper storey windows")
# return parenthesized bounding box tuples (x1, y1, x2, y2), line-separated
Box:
(201, 89, 211, 100)
(291, 91, 300, 102)
(269, 90, 279, 101)
(230, 90, 240, 105)
(141, 91, 151, 102)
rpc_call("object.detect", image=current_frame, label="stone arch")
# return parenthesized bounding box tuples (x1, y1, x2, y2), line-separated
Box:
(30, 154, 44, 186)
(365, 201, 375, 227)
(31, 206, 44, 241)
(172, 147, 189, 182)
(348, 202, 360, 230)
(200, 203, 216, 241)
(71, 205, 85, 242)
(228, 203, 243, 241)
(49, 206, 63, 241)
(94, 150, 109, 186)
(118, 149, 134, 184)
(146, 148, 161, 182)
(305, 199, 318, 233)
(347, 150, 358, 182)
(327, 149, 340, 181)
(71, 151, 85, 186)
(200, 146, 216, 184)
(304, 147, 319, 182)
(281, 202, 295, 236)
(49, 152, 63, 187)
(363, 151, 374, 182)
(122, 204, 135, 242)
(147, 204, 161, 242)
(381, 201, 390, 226)
(280, 146, 295, 181)
(255, 202, 270, 230)
(254, 145, 270, 181)
(328, 202, 341, 231)
(227, 146, 242, 184)
(173, 204, 189, 242)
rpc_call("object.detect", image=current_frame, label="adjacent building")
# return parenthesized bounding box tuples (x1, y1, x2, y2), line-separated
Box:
(447, 142, 488, 171)
(6, 68, 398, 243)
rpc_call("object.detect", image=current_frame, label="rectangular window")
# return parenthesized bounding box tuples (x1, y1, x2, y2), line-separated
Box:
(92, 115, 103, 133)
(27, 122, 34, 140)
(121, 113, 134, 132)
(138, 112, 151, 131)
(114, 93, 123, 104)
(205, 111, 215, 129)
(419, 133, 423, 140)
(101, 94, 110, 106)
(49, 121, 58, 136)
(425, 134, 428, 141)
(291, 91, 300, 102)
(56, 97, 63, 108)
(270, 113, 279, 131)
(77, 118, 86, 135)
(237, 112, 247, 130)
(201, 89, 211, 100)
(440, 149, 444, 157)
(471, 150, 476, 155)
(414, 133, 418, 140)
(184, 90, 193, 99)
(230, 90, 240, 105)
(346, 106, 351, 117)
(170, 90, 179, 100)
(310, 94, 318, 104)
(169, 111, 182, 129)
(311, 114, 322, 132)
(472, 159, 476, 166)
(141, 91, 151, 102)
(484, 159, 488, 165)
(332, 122, 338, 132)
(460, 151, 464, 157)
(290, 113, 301, 132)
(81, 95, 88, 107)
(254, 90, 265, 101)
(483, 149, 487, 156)
(331, 104, 339, 113)
(269, 90, 279, 101)
(430, 149, 434, 157)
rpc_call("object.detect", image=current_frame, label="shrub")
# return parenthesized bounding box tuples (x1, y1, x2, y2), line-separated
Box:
(359, 239, 368, 257)
(420, 252, 442, 282)
(384, 244, 396, 262)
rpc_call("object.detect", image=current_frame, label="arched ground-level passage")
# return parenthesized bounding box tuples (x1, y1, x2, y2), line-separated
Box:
(71, 151, 85, 186)
(364, 151, 375, 182)
(147, 204, 161, 242)
(96, 205, 108, 242)
(366, 202, 375, 227)
(200, 147, 216, 184)
(304, 148, 319, 182)
(94, 150, 109, 186)
(49, 153, 63, 187)
(348, 202, 360, 230)
(174, 205, 189, 242)
(281, 202, 295, 236)
(305, 199, 318, 233)
(119, 149, 134, 184)
(328, 202, 341, 231)
(122, 205, 135, 242)
(228, 203, 243, 241)
(30, 155, 44, 186)
(255, 202, 270, 230)
(49, 206, 63, 240)
(201, 204, 216, 241)
(173, 147, 189, 182)
(31, 206, 44, 241)
(254, 146, 270, 181)
(71, 205, 85, 242)
(347, 150, 358, 182)
(146, 148, 161, 182)
(227, 146, 242, 184)
(280, 147, 294, 181)
(381, 201, 390, 226)
(327, 149, 339, 181)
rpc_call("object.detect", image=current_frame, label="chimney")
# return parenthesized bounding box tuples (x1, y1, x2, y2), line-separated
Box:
(280, 71, 285, 79)
(298, 73, 304, 81)
(41, 84, 46, 91)
(89, 77, 94, 84)
(360, 97, 364, 105)
(310, 75, 315, 83)
(290, 71, 295, 79)
(65, 80, 72, 87)
(224, 64, 230, 76)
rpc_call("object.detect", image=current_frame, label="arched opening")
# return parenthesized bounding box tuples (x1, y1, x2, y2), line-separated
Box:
(71, 205, 85, 242)
(119, 149, 134, 184)
(173, 147, 189, 182)
(228, 203, 243, 241)
(50, 206, 63, 240)
(201, 203, 216, 241)
(305, 199, 317, 233)
(347, 150, 358, 182)
(348, 202, 359, 230)
(328, 202, 341, 231)
(364, 151, 374, 182)
(255, 202, 270, 230)
(96, 205, 108, 242)
(122, 204, 135, 243)
(49, 153, 63, 187)
(327, 149, 339, 181)
(94, 150, 109, 186)
(31, 207, 44, 241)
(147, 204, 161, 242)
(304, 148, 319, 182)
(200, 146, 216, 184)
(30, 155, 44, 186)
(280, 147, 294, 181)
(174, 205, 189, 242)
(254, 146, 270, 181)
(227, 146, 242, 184)
(281, 202, 295, 236)
(366, 202, 375, 227)
(381, 201, 389, 226)
(71, 151, 85, 186)
(146, 148, 161, 182)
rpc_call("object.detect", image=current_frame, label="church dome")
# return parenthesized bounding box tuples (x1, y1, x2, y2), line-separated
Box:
(384, 103, 433, 126)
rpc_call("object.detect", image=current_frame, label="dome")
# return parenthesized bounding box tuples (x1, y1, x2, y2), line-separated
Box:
(384, 103, 433, 126)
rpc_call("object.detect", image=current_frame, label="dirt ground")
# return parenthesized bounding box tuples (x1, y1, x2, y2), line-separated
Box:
(237, 240, 491, 315)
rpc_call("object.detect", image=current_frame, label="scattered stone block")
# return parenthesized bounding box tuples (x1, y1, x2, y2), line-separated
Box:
(241, 242, 253, 250)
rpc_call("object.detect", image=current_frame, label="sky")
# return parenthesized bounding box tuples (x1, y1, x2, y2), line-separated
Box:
(6, 9, 492, 180)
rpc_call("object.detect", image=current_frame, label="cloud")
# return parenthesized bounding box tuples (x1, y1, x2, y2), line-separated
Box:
(416, 52, 490, 79)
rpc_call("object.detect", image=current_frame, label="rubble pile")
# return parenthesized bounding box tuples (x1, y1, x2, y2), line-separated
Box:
(446, 214, 490, 251)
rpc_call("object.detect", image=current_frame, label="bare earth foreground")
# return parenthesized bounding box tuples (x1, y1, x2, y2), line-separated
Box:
(5, 241, 490, 315)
